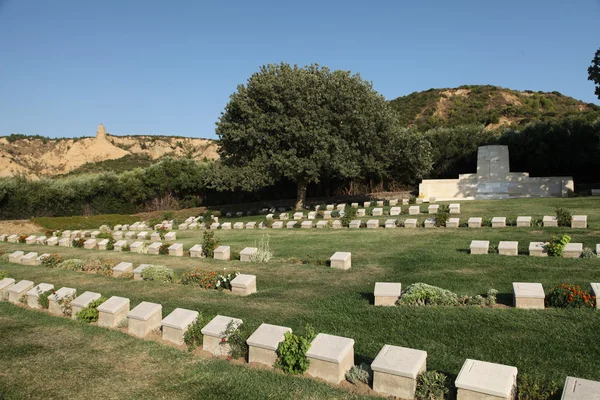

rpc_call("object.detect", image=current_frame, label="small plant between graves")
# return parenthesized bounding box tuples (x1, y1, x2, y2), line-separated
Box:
(183, 312, 212, 351)
(201, 230, 220, 258)
(56, 259, 84, 271)
(0, 270, 6, 279)
(141, 265, 174, 283)
(547, 284, 596, 309)
(72, 238, 85, 248)
(341, 207, 358, 227)
(249, 235, 273, 263)
(555, 207, 572, 227)
(516, 374, 560, 400)
(17, 235, 27, 244)
(220, 321, 250, 360)
(546, 235, 571, 257)
(37, 289, 54, 309)
(415, 370, 451, 400)
(400, 283, 498, 307)
(76, 296, 107, 323)
(159, 243, 171, 255)
(155, 225, 168, 240)
(581, 247, 598, 258)
(41, 253, 64, 268)
(434, 208, 449, 227)
(275, 324, 316, 375)
(346, 363, 371, 385)
(58, 293, 76, 317)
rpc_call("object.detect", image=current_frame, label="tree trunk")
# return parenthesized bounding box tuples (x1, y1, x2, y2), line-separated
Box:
(295, 178, 308, 210)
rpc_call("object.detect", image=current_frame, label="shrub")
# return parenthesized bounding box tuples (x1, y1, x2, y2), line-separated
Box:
(220, 321, 250, 360)
(180, 269, 218, 289)
(41, 253, 63, 268)
(72, 238, 85, 248)
(17, 235, 27, 243)
(399, 283, 459, 306)
(216, 271, 239, 290)
(546, 235, 570, 257)
(58, 292, 76, 317)
(202, 230, 220, 258)
(434, 210, 449, 227)
(121, 243, 131, 252)
(183, 312, 212, 351)
(555, 207, 572, 227)
(517, 374, 560, 400)
(331, 210, 340, 218)
(346, 363, 371, 385)
(581, 247, 598, 258)
(56, 259, 84, 271)
(486, 288, 498, 306)
(158, 242, 170, 255)
(141, 265, 174, 283)
(341, 207, 357, 227)
(249, 235, 273, 263)
(0, 270, 6, 279)
(415, 370, 451, 400)
(76, 296, 107, 323)
(38, 289, 54, 309)
(547, 284, 595, 309)
(531, 217, 543, 227)
(82, 259, 118, 276)
(275, 324, 316, 375)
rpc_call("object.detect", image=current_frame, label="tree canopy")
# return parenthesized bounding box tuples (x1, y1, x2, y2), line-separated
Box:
(216, 62, 431, 209)
(589, 48, 600, 100)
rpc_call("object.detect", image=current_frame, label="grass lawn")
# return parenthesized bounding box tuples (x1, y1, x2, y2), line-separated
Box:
(2, 197, 600, 398)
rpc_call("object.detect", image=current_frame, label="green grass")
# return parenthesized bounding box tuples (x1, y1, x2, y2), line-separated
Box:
(2, 197, 600, 397)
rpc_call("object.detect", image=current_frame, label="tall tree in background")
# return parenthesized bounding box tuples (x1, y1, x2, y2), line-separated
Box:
(589, 48, 600, 100)
(216, 63, 429, 209)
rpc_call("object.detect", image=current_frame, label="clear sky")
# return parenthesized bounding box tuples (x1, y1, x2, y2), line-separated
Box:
(1, 0, 599, 139)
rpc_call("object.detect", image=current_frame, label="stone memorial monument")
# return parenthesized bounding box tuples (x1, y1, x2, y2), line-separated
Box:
(419, 145, 573, 200)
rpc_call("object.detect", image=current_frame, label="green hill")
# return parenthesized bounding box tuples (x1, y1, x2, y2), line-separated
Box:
(388, 85, 600, 130)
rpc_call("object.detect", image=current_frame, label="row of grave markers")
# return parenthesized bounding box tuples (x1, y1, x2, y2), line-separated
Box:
(470, 241, 600, 258)
(373, 281, 600, 311)
(1, 275, 597, 399)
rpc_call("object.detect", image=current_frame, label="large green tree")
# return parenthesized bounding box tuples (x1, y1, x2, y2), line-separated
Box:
(589, 48, 600, 100)
(216, 63, 430, 209)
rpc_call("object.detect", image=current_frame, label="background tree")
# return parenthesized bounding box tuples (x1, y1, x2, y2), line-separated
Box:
(589, 48, 600, 100)
(216, 62, 430, 209)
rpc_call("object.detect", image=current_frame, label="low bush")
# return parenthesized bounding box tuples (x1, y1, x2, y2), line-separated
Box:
(275, 324, 316, 375)
(0, 270, 6, 279)
(155, 225, 168, 240)
(400, 283, 459, 306)
(555, 207, 572, 227)
(220, 321, 250, 360)
(517, 374, 560, 400)
(17, 235, 27, 244)
(434, 210, 449, 227)
(38, 289, 54, 309)
(141, 265, 174, 283)
(41, 253, 63, 268)
(581, 247, 598, 258)
(346, 363, 371, 385)
(202, 230, 220, 258)
(546, 235, 571, 257)
(82, 259, 118, 276)
(249, 235, 273, 263)
(159, 243, 170, 255)
(58, 292, 76, 317)
(415, 370, 451, 400)
(547, 284, 596, 309)
(56, 259, 84, 271)
(341, 207, 357, 227)
(76, 296, 107, 322)
(183, 312, 212, 351)
(71, 238, 85, 248)
(180, 269, 218, 289)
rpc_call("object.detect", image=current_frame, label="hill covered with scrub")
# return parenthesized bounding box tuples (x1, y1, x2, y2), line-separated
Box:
(389, 85, 600, 131)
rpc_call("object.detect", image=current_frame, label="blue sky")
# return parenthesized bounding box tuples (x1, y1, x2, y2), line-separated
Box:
(1, 0, 598, 139)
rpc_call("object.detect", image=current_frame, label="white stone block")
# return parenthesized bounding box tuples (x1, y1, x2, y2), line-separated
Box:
(127, 301, 162, 338)
(286, 221, 297, 229)
(389, 199, 398, 206)
(363, 201, 371, 207)
(25, 235, 36, 244)
(563, 243, 583, 258)
(246, 221, 256, 229)
(97, 296, 130, 328)
(543, 215, 558, 227)
(390, 207, 401, 216)
(323, 211, 332, 219)
(214, 245, 231, 260)
(428, 204, 439, 214)
(210, 222, 220, 230)
(372, 207, 383, 216)
(301, 221, 313, 229)
(240, 247, 257, 262)
(528, 242, 547, 257)
(416, 198, 423, 204)
(7, 234, 17, 243)
(455, 359, 517, 400)
(90, 231, 101, 238)
(516, 216, 531, 227)
(21, 252, 38, 266)
(293, 212, 304, 220)
(113, 262, 133, 277)
(150, 232, 161, 241)
(468, 217, 482, 228)
(266, 214, 274, 220)
(58, 238, 71, 247)
(46, 237, 58, 246)
(71, 291, 102, 319)
(62, 230, 71, 238)
(247, 323, 292, 367)
(371, 345, 427, 399)
(349, 220, 361, 229)
(449, 203, 460, 214)
(367, 219, 379, 229)
(130, 241, 145, 253)
(113, 240, 128, 252)
(315, 220, 327, 229)
(114, 225, 122, 231)
(27, 283, 54, 309)
(201, 315, 243, 356)
(571, 215, 587, 228)
(164, 232, 176, 241)
(562, 376, 600, 400)
(356, 209, 366, 217)
(112, 231, 124, 240)
(168, 243, 184, 257)
(306, 333, 354, 384)
(513, 282, 545, 309)
(332, 220, 342, 229)
(231, 274, 257, 295)
(0, 278, 16, 301)
(48, 287, 76, 316)
(374, 282, 401, 306)
(376, 201, 384, 207)
(189, 244, 204, 258)
(178, 223, 189, 230)
(491, 217, 506, 228)
(125, 231, 136, 240)
(221, 222, 232, 230)
(137, 231, 148, 239)
(147, 242, 162, 255)
(498, 241, 518, 256)
(84, 239, 97, 249)
(385, 219, 397, 229)
(133, 264, 151, 281)
(446, 218, 460, 228)
(9, 251, 24, 264)
(408, 206, 420, 215)
(330, 252, 351, 270)
(470, 240, 489, 255)
(233, 222, 244, 230)
(279, 213, 289, 220)
(161, 308, 199, 345)
(272, 221, 283, 229)
(8, 280, 34, 304)
(402, 218, 417, 228)
(0, 234, 7, 241)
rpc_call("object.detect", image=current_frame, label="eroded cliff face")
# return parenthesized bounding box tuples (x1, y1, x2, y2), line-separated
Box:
(0, 124, 219, 178)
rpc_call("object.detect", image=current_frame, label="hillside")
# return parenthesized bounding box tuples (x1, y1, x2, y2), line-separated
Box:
(388, 85, 600, 131)
(0, 124, 219, 178)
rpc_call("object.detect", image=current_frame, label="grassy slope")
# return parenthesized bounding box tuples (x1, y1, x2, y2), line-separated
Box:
(1, 197, 600, 397)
